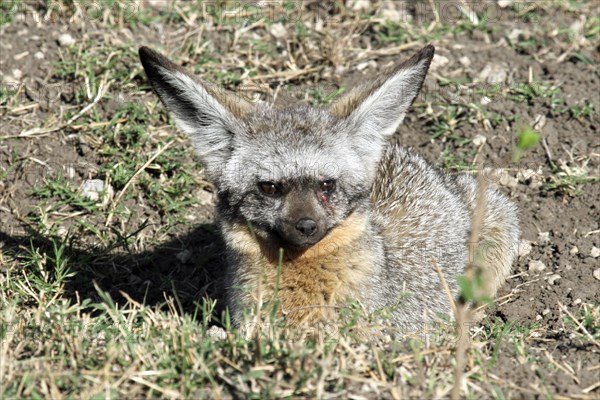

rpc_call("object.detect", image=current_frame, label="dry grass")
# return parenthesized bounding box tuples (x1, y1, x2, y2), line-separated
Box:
(1, 1, 599, 398)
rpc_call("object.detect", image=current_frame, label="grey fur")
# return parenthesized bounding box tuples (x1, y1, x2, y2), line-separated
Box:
(139, 45, 520, 334)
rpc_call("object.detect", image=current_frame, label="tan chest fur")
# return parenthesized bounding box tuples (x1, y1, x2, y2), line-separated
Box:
(224, 213, 375, 324)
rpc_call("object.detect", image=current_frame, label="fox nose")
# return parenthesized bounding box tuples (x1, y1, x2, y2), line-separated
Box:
(295, 218, 317, 236)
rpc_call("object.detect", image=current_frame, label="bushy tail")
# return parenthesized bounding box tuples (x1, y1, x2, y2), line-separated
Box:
(455, 175, 520, 298)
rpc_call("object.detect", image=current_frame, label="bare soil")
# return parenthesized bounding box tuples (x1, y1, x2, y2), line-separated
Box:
(1, 2, 598, 397)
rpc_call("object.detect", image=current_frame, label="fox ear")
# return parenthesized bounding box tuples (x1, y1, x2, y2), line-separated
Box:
(139, 46, 253, 179)
(330, 45, 434, 176)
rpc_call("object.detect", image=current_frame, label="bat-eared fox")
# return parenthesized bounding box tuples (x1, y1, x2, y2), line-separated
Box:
(139, 45, 519, 335)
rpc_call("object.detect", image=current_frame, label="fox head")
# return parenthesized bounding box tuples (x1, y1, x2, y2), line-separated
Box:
(139, 45, 434, 249)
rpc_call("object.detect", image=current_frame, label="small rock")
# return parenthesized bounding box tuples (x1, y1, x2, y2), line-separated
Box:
(498, 170, 518, 189)
(591, 246, 600, 258)
(128, 274, 143, 286)
(569, 15, 586, 37)
(529, 178, 543, 190)
(147, 0, 170, 9)
(517, 168, 543, 183)
(533, 114, 547, 130)
(535, 314, 543, 321)
(574, 298, 582, 305)
(528, 260, 546, 272)
(569, 246, 579, 256)
(593, 269, 600, 281)
(381, 8, 402, 21)
(480, 96, 492, 106)
(497, 0, 514, 8)
(176, 249, 192, 263)
(56, 226, 68, 237)
(472, 134, 487, 147)
(197, 189, 214, 206)
(81, 179, 104, 201)
(538, 232, 550, 245)
(349, 0, 370, 11)
(430, 54, 450, 71)
(356, 60, 376, 71)
(207, 325, 227, 340)
(268, 22, 287, 39)
(542, 308, 550, 315)
(458, 56, 471, 67)
(12, 69, 22, 80)
(508, 28, 523, 41)
(547, 274, 561, 285)
(14, 51, 29, 61)
(478, 62, 508, 84)
(34, 51, 44, 60)
(80, 179, 113, 205)
(58, 33, 76, 47)
(64, 165, 76, 180)
(518, 240, 532, 258)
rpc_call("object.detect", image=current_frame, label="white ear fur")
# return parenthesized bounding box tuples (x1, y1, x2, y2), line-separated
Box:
(332, 45, 434, 180)
(139, 47, 252, 180)
(157, 70, 238, 170)
(349, 62, 431, 137)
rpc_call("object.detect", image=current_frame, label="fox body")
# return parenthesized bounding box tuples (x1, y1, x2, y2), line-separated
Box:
(139, 45, 520, 332)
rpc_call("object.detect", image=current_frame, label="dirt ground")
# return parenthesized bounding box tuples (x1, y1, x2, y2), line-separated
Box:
(1, 1, 599, 398)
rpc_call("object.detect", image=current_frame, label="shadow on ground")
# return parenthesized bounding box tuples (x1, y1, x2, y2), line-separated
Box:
(0, 223, 227, 318)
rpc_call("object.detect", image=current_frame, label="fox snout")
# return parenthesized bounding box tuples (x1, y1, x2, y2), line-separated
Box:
(295, 218, 317, 236)
(277, 216, 326, 248)
(276, 190, 329, 248)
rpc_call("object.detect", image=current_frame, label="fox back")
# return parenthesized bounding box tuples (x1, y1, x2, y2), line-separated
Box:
(139, 45, 520, 334)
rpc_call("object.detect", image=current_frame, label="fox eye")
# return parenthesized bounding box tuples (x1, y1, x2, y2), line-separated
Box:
(320, 179, 336, 192)
(258, 181, 278, 196)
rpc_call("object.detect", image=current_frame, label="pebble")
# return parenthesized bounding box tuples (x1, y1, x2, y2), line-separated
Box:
(593, 269, 600, 281)
(547, 274, 561, 285)
(268, 22, 288, 39)
(538, 232, 550, 245)
(569, 246, 579, 256)
(207, 326, 227, 340)
(58, 33, 76, 47)
(518, 239, 532, 258)
(472, 134, 487, 147)
(349, 0, 370, 11)
(56, 226, 67, 237)
(12, 68, 22, 80)
(533, 114, 547, 130)
(34, 51, 44, 60)
(146, 0, 170, 9)
(14, 51, 29, 61)
(508, 28, 523, 41)
(591, 246, 600, 258)
(517, 167, 543, 183)
(176, 249, 192, 263)
(478, 62, 508, 84)
(430, 54, 450, 71)
(458, 56, 471, 67)
(381, 8, 402, 21)
(356, 60, 376, 71)
(528, 260, 546, 272)
(498, 170, 518, 189)
(64, 165, 76, 179)
(80, 179, 113, 205)
(197, 189, 214, 206)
